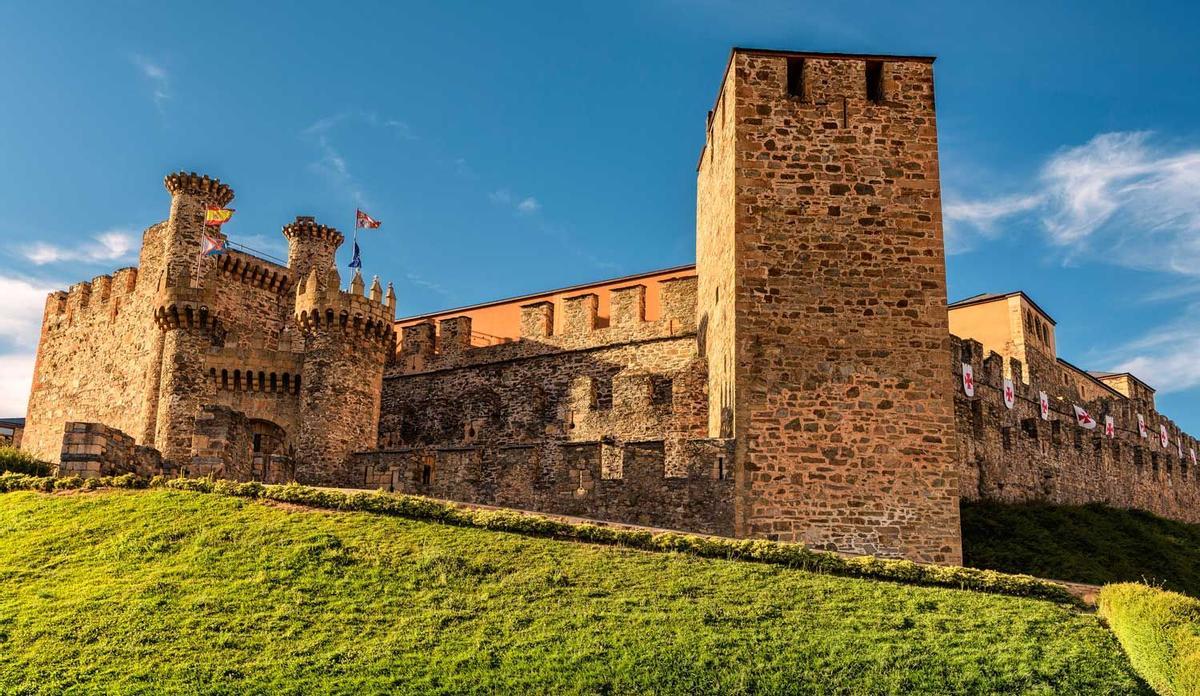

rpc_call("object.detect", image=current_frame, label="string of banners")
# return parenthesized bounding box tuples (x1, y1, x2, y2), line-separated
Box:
(960, 361, 1197, 467)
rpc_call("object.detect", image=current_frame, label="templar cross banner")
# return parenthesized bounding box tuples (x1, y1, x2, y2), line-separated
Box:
(1137, 413, 1148, 438)
(1161, 424, 1170, 449)
(1104, 415, 1115, 438)
(1073, 405, 1097, 430)
(961, 363, 975, 397)
(1002, 378, 1015, 410)
(1039, 391, 1050, 420)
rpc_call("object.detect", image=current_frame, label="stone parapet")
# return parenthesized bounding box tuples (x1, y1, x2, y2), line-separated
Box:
(163, 171, 234, 206)
(294, 267, 396, 349)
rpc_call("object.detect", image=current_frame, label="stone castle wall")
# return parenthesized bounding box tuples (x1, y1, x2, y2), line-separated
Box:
(367, 276, 736, 533)
(953, 335, 1200, 523)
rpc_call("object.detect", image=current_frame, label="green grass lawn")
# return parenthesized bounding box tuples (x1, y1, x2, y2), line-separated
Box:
(0, 491, 1149, 695)
(963, 499, 1200, 597)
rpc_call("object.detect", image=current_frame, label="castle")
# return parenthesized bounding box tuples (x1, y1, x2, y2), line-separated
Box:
(21, 48, 1198, 565)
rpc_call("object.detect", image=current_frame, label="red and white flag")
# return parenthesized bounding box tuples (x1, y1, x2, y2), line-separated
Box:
(356, 209, 382, 229)
(1002, 378, 1015, 410)
(1039, 391, 1050, 420)
(1104, 415, 1115, 438)
(1137, 413, 1148, 438)
(1161, 424, 1170, 449)
(1073, 405, 1097, 430)
(961, 363, 975, 397)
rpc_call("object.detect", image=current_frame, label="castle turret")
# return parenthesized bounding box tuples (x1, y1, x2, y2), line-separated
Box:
(162, 172, 234, 286)
(293, 266, 396, 484)
(283, 216, 344, 282)
(150, 172, 232, 462)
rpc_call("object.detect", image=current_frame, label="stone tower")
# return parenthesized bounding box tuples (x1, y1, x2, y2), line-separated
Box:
(293, 260, 396, 485)
(152, 172, 233, 463)
(697, 49, 960, 564)
(283, 216, 343, 283)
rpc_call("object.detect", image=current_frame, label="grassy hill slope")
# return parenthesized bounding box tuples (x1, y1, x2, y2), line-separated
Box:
(0, 490, 1149, 695)
(963, 500, 1200, 597)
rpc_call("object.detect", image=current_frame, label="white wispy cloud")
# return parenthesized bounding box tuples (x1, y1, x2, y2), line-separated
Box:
(0, 354, 35, 418)
(1104, 302, 1200, 394)
(489, 189, 541, 215)
(0, 274, 58, 417)
(945, 131, 1200, 273)
(302, 111, 417, 207)
(22, 230, 137, 266)
(132, 55, 170, 111)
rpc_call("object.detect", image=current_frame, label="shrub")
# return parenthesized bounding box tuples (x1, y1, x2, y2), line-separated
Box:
(1098, 583, 1200, 696)
(0, 447, 53, 477)
(0, 473, 1078, 604)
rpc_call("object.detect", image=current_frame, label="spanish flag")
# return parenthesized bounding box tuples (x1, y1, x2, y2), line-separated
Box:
(204, 206, 235, 226)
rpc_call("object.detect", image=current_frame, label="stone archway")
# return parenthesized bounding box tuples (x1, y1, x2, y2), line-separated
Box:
(247, 419, 290, 482)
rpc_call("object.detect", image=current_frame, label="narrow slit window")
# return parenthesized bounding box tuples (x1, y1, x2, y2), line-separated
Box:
(865, 60, 884, 103)
(786, 57, 805, 99)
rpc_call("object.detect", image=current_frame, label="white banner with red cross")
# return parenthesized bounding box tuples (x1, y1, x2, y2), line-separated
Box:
(1137, 414, 1148, 438)
(1104, 415, 1115, 438)
(1073, 405, 1097, 430)
(961, 363, 975, 397)
(1039, 391, 1050, 420)
(1002, 378, 1015, 409)
(1160, 424, 1170, 449)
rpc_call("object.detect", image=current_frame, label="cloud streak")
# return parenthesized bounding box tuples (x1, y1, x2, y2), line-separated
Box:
(945, 131, 1200, 274)
(132, 55, 170, 111)
(22, 230, 137, 266)
(1105, 302, 1200, 394)
(0, 274, 58, 417)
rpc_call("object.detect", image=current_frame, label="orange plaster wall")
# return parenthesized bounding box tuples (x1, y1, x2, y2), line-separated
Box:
(395, 265, 698, 346)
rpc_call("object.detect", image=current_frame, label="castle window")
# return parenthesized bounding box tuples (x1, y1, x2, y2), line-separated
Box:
(270, 373, 277, 392)
(717, 456, 726, 480)
(282, 373, 290, 392)
(865, 60, 884, 103)
(786, 57, 806, 99)
(1021, 418, 1038, 439)
(1001, 426, 1012, 451)
(221, 370, 228, 389)
(234, 370, 242, 391)
(421, 464, 432, 485)
(651, 376, 674, 409)
(294, 375, 301, 394)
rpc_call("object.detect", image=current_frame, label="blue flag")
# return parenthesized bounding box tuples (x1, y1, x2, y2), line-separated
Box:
(348, 240, 362, 269)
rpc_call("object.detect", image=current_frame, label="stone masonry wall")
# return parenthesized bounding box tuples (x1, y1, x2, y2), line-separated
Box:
(953, 335, 1200, 523)
(703, 50, 960, 563)
(59, 422, 161, 478)
(372, 276, 735, 532)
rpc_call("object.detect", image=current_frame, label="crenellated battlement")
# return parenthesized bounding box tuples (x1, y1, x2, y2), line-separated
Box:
(294, 267, 396, 346)
(40, 267, 142, 331)
(394, 276, 698, 375)
(951, 333, 1200, 524)
(282, 216, 344, 247)
(163, 171, 234, 205)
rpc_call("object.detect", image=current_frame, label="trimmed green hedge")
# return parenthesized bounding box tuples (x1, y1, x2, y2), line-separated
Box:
(0, 471, 1078, 604)
(0, 447, 52, 477)
(1098, 583, 1200, 696)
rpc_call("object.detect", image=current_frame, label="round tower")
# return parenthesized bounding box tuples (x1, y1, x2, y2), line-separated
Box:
(162, 172, 234, 286)
(150, 171, 232, 463)
(293, 266, 395, 485)
(282, 216, 344, 282)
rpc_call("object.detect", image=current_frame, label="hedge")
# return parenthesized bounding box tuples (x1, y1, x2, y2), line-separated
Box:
(0, 447, 53, 477)
(0, 471, 1079, 604)
(1098, 583, 1200, 696)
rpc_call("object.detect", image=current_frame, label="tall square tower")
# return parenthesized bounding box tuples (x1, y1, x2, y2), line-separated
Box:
(697, 49, 960, 564)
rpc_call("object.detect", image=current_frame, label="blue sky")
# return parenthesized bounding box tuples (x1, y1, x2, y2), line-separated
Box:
(1, 0, 1199, 431)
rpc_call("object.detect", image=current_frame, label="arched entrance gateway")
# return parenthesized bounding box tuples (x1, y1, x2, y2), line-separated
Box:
(247, 419, 294, 483)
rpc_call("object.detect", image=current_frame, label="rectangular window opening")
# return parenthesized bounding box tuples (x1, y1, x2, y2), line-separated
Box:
(786, 57, 806, 99)
(865, 60, 884, 104)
